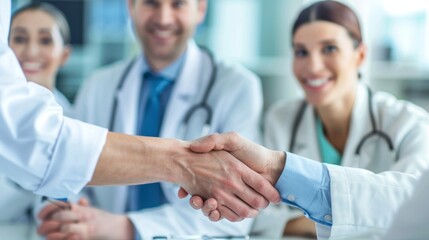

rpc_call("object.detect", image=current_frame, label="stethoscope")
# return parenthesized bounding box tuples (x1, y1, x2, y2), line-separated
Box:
(289, 86, 395, 163)
(108, 46, 217, 139)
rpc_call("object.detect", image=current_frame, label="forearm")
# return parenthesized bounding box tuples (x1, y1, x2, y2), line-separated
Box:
(89, 132, 186, 186)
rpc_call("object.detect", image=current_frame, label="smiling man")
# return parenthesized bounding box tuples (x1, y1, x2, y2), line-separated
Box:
(38, 0, 265, 239)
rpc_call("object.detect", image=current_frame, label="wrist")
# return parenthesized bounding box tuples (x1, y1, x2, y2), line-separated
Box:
(268, 151, 286, 185)
(156, 138, 191, 185)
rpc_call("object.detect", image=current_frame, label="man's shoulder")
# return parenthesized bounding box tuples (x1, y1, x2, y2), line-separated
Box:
(88, 59, 133, 81)
(215, 60, 260, 84)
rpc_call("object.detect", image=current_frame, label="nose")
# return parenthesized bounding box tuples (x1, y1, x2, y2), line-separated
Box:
(307, 53, 325, 74)
(24, 41, 40, 59)
(155, 4, 174, 26)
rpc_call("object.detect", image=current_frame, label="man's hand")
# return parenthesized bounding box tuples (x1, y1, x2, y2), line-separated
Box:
(179, 132, 286, 221)
(37, 198, 134, 240)
(176, 141, 281, 221)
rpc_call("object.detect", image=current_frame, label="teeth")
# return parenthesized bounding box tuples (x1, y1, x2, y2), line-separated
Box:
(22, 62, 42, 71)
(154, 30, 172, 38)
(306, 78, 328, 87)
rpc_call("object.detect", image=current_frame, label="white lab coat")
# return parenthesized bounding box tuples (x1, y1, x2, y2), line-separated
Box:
(0, 1, 107, 198)
(73, 41, 263, 239)
(252, 83, 429, 238)
(0, 90, 72, 223)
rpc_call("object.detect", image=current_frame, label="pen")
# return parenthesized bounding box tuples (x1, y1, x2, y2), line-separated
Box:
(41, 196, 71, 210)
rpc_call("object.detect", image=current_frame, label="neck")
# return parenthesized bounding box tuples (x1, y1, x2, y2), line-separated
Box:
(316, 86, 357, 153)
(146, 58, 174, 72)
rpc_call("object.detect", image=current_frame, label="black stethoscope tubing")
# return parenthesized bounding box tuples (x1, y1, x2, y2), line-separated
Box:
(289, 87, 394, 156)
(108, 47, 216, 133)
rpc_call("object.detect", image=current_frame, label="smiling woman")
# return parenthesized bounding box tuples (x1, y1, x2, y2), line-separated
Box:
(8, 3, 72, 114)
(251, 0, 429, 238)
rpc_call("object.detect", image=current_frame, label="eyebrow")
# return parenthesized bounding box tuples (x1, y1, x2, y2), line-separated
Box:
(293, 38, 339, 48)
(38, 29, 54, 35)
(10, 27, 27, 34)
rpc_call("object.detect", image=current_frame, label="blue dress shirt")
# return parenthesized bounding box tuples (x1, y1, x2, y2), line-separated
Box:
(275, 152, 333, 226)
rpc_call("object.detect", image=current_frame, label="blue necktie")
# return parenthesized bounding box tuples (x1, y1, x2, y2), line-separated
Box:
(127, 72, 173, 211)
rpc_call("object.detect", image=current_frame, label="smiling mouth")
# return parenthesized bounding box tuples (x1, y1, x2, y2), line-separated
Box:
(304, 78, 331, 88)
(22, 62, 43, 72)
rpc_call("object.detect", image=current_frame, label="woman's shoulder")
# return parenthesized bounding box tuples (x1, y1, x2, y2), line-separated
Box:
(267, 98, 307, 117)
(373, 91, 429, 120)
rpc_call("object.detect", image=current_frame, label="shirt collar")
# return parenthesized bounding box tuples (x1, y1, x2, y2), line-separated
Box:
(141, 49, 187, 81)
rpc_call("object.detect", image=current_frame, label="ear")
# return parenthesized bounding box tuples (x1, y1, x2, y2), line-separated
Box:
(355, 43, 367, 68)
(197, 0, 208, 24)
(59, 45, 71, 67)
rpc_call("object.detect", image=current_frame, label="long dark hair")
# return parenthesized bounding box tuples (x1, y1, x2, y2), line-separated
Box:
(11, 3, 70, 45)
(292, 1, 362, 47)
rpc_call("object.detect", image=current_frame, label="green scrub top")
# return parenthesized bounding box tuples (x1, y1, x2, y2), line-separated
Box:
(316, 118, 342, 165)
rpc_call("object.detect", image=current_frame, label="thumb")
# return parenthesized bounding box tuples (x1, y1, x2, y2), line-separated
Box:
(190, 134, 220, 153)
(190, 132, 241, 153)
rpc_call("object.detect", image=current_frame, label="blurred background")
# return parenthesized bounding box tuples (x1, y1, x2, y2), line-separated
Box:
(11, 0, 429, 110)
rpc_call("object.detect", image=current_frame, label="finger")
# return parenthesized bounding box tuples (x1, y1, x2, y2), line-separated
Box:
(217, 190, 258, 220)
(208, 210, 222, 222)
(242, 169, 281, 204)
(78, 198, 90, 207)
(46, 232, 68, 240)
(190, 196, 204, 209)
(201, 198, 218, 215)
(51, 210, 81, 223)
(37, 220, 62, 236)
(60, 223, 88, 237)
(178, 187, 189, 199)
(217, 205, 244, 222)
(39, 204, 66, 220)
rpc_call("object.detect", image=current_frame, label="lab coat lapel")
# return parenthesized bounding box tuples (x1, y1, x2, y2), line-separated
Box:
(115, 57, 143, 135)
(160, 41, 209, 139)
(341, 83, 372, 167)
(294, 105, 322, 162)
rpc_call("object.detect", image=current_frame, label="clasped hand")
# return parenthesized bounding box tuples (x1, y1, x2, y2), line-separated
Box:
(178, 132, 286, 222)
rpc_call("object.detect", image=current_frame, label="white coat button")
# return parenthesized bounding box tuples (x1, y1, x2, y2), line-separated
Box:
(324, 214, 332, 222)
(286, 195, 296, 202)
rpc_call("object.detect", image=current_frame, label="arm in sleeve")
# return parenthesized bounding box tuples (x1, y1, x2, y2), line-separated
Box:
(275, 153, 332, 226)
(0, 37, 107, 198)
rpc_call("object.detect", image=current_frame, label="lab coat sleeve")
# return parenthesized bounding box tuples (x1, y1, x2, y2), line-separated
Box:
(0, 27, 108, 197)
(382, 169, 429, 239)
(128, 202, 253, 240)
(316, 165, 418, 240)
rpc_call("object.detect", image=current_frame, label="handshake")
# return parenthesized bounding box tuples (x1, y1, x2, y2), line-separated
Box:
(177, 132, 286, 221)
(37, 132, 287, 239)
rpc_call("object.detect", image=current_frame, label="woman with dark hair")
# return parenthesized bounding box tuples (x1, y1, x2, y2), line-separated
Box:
(0, 2, 72, 224)
(251, 0, 429, 238)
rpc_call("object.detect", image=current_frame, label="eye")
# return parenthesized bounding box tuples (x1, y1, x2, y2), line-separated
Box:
(40, 37, 53, 45)
(322, 45, 338, 54)
(12, 35, 27, 44)
(144, 0, 159, 7)
(294, 48, 308, 58)
(172, 0, 186, 8)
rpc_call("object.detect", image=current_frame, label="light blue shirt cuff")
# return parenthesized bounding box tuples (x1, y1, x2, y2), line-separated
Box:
(275, 152, 332, 226)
